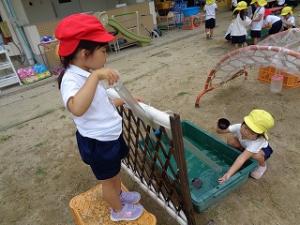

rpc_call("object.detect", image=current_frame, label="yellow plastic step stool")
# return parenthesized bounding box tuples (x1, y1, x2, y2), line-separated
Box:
(69, 183, 157, 225)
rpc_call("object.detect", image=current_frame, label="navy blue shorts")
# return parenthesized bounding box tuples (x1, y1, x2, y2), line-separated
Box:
(269, 20, 282, 35)
(205, 18, 215, 29)
(251, 30, 261, 38)
(231, 35, 246, 44)
(262, 145, 273, 160)
(76, 131, 129, 180)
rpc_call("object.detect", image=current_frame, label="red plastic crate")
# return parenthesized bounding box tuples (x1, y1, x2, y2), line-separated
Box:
(182, 14, 203, 30)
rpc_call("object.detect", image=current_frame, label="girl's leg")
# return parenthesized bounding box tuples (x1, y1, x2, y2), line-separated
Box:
(102, 175, 122, 211)
(253, 37, 259, 45)
(242, 42, 248, 47)
(205, 28, 210, 39)
(210, 28, 214, 38)
(111, 172, 141, 204)
(227, 135, 244, 151)
(112, 172, 122, 194)
(251, 150, 267, 179)
(252, 150, 266, 166)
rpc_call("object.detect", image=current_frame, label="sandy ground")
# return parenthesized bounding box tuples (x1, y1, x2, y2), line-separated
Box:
(1, 10, 300, 225)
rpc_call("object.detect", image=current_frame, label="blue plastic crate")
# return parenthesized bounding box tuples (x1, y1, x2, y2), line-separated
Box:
(182, 7, 200, 17)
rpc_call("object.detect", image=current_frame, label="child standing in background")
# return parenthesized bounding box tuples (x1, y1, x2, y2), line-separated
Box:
(217, 109, 275, 183)
(250, 0, 267, 44)
(230, 1, 252, 47)
(55, 13, 144, 222)
(232, 0, 238, 10)
(204, 0, 218, 39)
(263, 9, 283, 35)
(281, 6, 296, 30)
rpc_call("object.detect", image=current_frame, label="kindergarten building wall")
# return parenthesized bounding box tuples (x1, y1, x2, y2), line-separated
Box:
(19, 0, 152, 23)
(12, 0, 154, 68)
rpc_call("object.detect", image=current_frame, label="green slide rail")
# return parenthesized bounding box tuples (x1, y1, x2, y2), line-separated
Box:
(108, 18, 151, 46)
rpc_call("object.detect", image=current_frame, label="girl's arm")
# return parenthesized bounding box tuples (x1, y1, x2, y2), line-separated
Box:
(67, 68, 119, 116)
(218, 150, 253, 184)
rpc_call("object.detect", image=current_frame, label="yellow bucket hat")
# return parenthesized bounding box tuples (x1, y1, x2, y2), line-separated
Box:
(244, 109, 274, 139)
(281, 6, 293, 16)
(257, 0, 267, 6)
(250, 0, 257, 5)
(233, 1, 248, 13)
(206, 0, 215, 5)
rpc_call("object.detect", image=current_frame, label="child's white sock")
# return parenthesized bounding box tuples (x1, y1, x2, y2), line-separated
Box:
(250, 164, 267, 179)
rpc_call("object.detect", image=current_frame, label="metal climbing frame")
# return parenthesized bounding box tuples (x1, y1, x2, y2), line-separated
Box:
(118, 105, 196, 225)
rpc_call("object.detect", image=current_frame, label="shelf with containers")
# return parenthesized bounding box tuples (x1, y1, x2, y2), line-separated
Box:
(0, 48, 21, 89)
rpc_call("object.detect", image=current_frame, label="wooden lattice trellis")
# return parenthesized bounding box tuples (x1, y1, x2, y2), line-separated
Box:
(118, 105, 196, 225)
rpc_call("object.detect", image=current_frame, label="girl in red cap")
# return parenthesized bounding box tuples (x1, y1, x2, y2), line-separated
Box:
(55, 13, 144, 221)
(263, 9, 282, 35)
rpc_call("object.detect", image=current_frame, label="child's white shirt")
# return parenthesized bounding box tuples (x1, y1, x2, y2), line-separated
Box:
(264, 15, 281, 26)
(277, 0, 285, 5)
(251, 7, 265, 31)
(232, 0, 237, 7)
(230, 14, 251, 36)
(204, 3, 218, 20)
(228, 124, 269, 153)
(282, 16, 296, 27)
(60, 65, 122, 141)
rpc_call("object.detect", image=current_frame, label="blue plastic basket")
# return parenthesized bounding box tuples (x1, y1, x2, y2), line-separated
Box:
(182, 7, 200, 17)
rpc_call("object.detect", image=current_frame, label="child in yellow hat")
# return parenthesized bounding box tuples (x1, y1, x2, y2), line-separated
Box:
(204, 0, 218, 39)
(281, 6, 296, 30)
(229, 1, 252, 47)
(217, 109, 275, 183)
(250, 0, 267, 44)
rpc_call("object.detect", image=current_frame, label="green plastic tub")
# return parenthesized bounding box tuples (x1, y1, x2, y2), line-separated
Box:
(142, 121, 258, 212)
(181, 121, 257, 212)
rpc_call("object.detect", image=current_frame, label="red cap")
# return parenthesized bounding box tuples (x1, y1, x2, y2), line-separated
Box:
(264, 9, 271, 17)
(55, 13, 115, 57)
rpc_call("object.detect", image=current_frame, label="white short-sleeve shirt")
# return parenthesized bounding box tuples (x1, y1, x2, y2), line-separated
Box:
(232, 0, 237, 7)
(60, 65, 122, 141)
(204, 3, 218, 20)
(231, 14, 252, 36)
(264, 15, 281, 26)
(251, 7, 265, 31)
(228, 123, 268, 153)
(282, 15, 296, 27)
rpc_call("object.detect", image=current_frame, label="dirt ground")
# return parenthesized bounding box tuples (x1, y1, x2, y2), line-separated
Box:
(1, 10, 300, 225)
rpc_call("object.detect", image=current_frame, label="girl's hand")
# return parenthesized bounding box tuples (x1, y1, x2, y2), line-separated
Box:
(93, 68, 119, 85)
(218, 173, 231, 184)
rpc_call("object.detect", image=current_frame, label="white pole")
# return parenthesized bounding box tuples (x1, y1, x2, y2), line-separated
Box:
(106, 88, 171, 129)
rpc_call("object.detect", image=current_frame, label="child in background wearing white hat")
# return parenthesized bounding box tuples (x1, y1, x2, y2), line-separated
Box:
(217, 109, 275, 183)
(250, 0, 267, 44)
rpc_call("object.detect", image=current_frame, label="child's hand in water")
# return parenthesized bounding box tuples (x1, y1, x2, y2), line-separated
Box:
(218, 173, 231, 184)
(94, 68, 119, 85)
